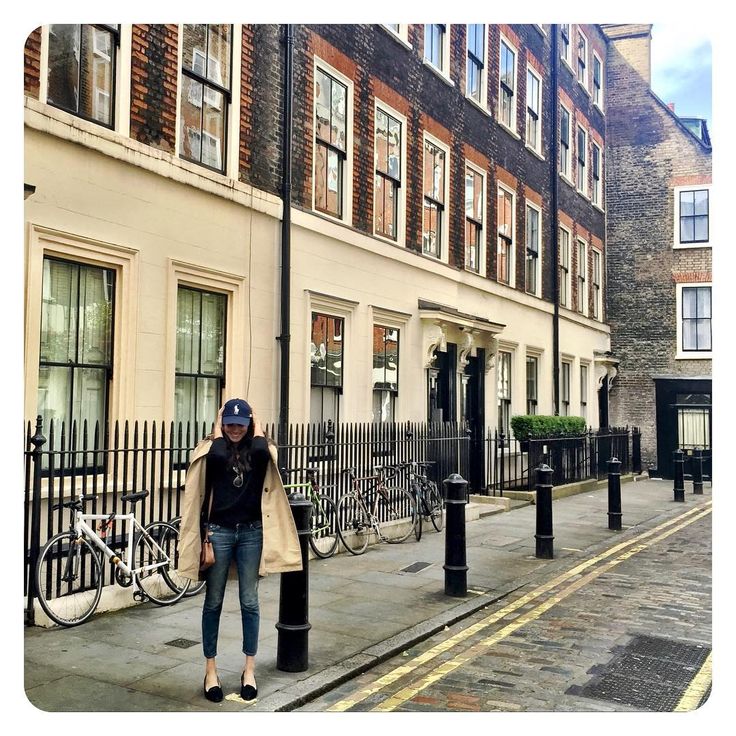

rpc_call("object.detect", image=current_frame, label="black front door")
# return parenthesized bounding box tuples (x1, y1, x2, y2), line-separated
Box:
(427, 344, 457, 423)
(461, 349, 486, 491)
(654, 378, 712, 479)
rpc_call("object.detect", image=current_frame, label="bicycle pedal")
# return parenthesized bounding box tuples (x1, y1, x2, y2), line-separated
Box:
(133, 590, 148, 602)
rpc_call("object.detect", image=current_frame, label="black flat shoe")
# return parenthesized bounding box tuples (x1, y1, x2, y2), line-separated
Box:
(241, 672, 258, 702)
(204, 675, 223, 703)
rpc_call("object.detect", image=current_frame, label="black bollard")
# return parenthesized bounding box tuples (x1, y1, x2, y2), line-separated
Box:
(535, 464, 554, 559)
(607, 457, 622, 530)
(692, 448, 704, 495)
(673, 449, 685, 502)
(276, 491, 312, 672)
(26, 416, 46, 625)
(443, 474, 468, 597)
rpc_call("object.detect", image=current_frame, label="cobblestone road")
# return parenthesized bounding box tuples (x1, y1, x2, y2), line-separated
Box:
(300, 503, 712, 712)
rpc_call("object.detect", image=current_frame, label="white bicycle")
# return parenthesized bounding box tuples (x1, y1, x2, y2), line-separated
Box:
(35, 490, 190, 627)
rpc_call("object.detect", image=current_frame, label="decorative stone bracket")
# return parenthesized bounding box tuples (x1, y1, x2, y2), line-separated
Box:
(594, 351, 619, 392)
(423, 321, 448, 369)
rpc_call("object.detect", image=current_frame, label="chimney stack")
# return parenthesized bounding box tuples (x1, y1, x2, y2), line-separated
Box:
(601, 24, 653, 86)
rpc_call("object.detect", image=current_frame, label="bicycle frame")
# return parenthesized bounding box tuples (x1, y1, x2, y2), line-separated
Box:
(72, 511, 169, 589)
(349, 475, 391, 535)
(283, 480, 332, 534)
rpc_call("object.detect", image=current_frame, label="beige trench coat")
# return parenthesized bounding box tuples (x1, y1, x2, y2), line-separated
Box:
(178, 437, 302, 581)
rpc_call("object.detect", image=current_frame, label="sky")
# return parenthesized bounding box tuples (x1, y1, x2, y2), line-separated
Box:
(650, 23, 713, 130)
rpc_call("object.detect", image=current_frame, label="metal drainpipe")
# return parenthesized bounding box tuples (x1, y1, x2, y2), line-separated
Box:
(551, 24, 561, 416)
(278, 24, 294, 448)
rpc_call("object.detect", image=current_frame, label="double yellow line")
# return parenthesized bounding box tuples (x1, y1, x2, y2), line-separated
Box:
(328, 501, 712, 712)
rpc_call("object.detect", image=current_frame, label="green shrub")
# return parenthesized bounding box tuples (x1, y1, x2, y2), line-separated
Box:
(509, 415, 587, 442)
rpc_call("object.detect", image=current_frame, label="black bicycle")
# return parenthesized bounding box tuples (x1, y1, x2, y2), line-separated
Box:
(402, 460, 444, 541)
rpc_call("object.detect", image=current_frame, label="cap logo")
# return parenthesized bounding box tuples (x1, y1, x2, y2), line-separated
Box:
(233, 404, 240, 414)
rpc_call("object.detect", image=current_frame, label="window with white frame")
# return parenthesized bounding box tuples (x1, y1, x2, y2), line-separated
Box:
(47, 24, 119, 128)
(576, 126, 588, 195)
(580, 363, 589, 419)
(497, 351, 512, 436)
(383, 24, 409, 43)
(560, 361, 571, 416)
(525, 203, 541, 296)
(576, 239, 587, 315)
(423, 137, 448, 259)
(374, 107, 402, 241)
(577, 29, 588, 89)
(314, 66, 349, 219)
(424, 24, 448, 73)
(592, 142, 602, 207)
(526, 355, 538, 415)
(179, 24, 232, 172)
(465, 164, 484, 273)
(310, 312, 344, 424)
(592, 249, 602, 320)
(372, 325, 399, 422)
(497, 185, 515, 285)
(499, 38, 517, 131)
(175, 286, 227, 435)
(593, 53, 603, 107)
(559, 226, 571, 308)
(560, 24, 572, 66)
(466, 24, 486, 105)
(38, 257, 115, 441)
(680, 286, 712, 354)
(526, 67, 542, 153)
(560, 105, 571, 179)
(676, 188, 710, 246)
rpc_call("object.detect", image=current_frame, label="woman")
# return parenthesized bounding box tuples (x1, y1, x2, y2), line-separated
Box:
(178, 398, 302, 704)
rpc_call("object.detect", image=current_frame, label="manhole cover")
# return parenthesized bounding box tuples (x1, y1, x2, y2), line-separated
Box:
(164, 638, 200, 649)
(569, 635, 710, 711)
(399, 561, 432, 574)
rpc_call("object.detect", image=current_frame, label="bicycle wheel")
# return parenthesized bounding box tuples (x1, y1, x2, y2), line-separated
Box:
(132, 522, 188, 605)
(336, 493, 371, 555)
(169, 517, 206, 596)
(411, 485, 423, 542)
(427, 481, 444, 532)
(309, 494, 339, 559)
(378, 487, 417, 544)
(35, 532, 102, 627)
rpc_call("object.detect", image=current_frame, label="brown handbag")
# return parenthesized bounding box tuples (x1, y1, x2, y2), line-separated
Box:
(199, 484, 215, 572)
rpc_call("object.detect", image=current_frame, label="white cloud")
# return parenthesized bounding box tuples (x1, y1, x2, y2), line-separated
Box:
(651, 24, 712, 102)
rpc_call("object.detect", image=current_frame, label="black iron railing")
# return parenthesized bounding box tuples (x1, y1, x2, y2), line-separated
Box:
(23, 417, 471, 620)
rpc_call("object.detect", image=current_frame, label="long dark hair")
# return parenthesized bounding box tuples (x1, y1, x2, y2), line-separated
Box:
(224, 419, 255, 473)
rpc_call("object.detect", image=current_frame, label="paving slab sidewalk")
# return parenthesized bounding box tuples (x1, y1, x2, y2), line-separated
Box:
(23, 477, 712, 713)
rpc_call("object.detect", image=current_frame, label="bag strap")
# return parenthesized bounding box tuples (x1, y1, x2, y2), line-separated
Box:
(202, 482, 214, 540)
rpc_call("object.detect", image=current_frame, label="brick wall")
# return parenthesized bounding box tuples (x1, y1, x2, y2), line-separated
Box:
(24, 27, 42, 99)
(289, 24, 606, 303)
(130, 24, 179, 152)
(604, 32, 712, 468)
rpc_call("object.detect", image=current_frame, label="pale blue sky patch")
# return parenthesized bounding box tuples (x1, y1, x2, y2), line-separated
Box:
(651, 24, 712, 126)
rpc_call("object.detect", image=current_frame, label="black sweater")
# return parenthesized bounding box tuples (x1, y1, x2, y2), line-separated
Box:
(205, 436, 269, 526)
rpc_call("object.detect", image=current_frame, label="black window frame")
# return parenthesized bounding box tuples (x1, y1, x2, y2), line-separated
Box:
(423, 139, 446, 258)
(38, 255, 116, 432)
(46, 24, 120, 129)
(174, 285, 228, 435)
(679, 189, 710, 244)
(425, 24, 446, 70)
(372, 324, 400, 423)
(314, 67, 349, 219)
(592, 143, 602, 205)
(592, 249, 602, 320)
(681, 286, 712, 352)
(560, 106, 571, 177)
(577, 31, 587, 87)
(577, 126, 587, 193)
(526, 355, 538, 416)
(559, 228, 570, 307)
(179, 24, 233, 174)
(577, 239, 587, 314)
(526, 68, 541, 151)
(465, 166, 483, 273)
(374, 107, 402, 241)
(466, 24, 485, 102)
(499, 40, 516, 129)
(497, 186, 514, 285)
(560, 24, 571, 63)
(593, 54, 602, 106)
(525, 204, 540, 295)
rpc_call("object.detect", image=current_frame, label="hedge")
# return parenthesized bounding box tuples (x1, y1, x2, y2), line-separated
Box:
(509, 415, 587, 442)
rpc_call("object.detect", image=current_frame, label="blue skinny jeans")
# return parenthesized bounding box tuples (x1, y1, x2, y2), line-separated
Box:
(201, 521, 263, 659)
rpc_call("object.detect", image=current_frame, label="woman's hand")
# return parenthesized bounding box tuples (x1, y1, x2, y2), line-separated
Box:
(213, 405, 224, 439)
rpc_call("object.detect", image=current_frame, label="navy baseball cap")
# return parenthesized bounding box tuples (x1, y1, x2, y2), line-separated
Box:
(222, 398, 252, 426)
